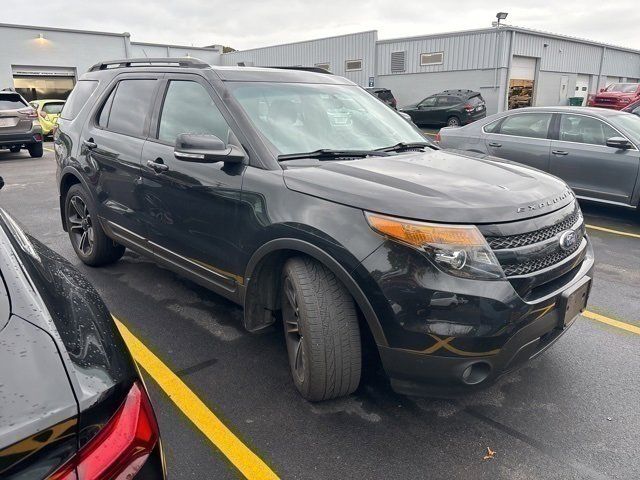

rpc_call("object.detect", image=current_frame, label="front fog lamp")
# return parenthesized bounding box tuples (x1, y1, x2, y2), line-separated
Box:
(365, 212, 504, 280)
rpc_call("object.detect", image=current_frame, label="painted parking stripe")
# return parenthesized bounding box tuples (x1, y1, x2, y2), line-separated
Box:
(586, 224, 640, 239)
(44, 147, 55, 153)
(114, 318, 279, 480)
(583, 310, 640, 335)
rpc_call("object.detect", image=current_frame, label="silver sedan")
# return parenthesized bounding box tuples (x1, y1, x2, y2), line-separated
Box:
(438, 106, 640, 209)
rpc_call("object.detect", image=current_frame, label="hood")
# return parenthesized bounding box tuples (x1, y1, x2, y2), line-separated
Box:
(596, 91, 635, 99)
(283, 149, 573, 224)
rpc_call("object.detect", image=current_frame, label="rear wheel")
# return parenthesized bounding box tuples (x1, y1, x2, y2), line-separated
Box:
(28, 143, 43, 158)
(446, 116, 461, 127)
(281, 257, 361, 401)
(9, 146, 20, 153)
(65, 184, 125, 266)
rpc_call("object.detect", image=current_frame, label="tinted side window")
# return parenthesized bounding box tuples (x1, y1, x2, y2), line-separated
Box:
(498, 113, 553, 139)
(61, 80, 98, 120)
(559, 114, 619, 146)
(97, 87, 116, 128)
(105, 79, 156, 137)
(158, 81, 231, 143)
(420, 97, 437, 107)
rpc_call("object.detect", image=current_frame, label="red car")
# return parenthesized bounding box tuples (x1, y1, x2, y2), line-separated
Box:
(587, 83, 640, 110)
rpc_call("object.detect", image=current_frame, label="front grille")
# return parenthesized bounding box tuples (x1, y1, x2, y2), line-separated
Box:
(486, 208, 581, 250)
(501, 237, 582, 276)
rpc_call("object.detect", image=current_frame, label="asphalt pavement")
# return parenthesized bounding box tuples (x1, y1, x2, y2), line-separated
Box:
(0, 145, 638, 480)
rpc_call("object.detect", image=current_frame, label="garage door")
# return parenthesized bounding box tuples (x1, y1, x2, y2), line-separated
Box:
(12, 66, 76, 102)
(511, 56, 536, 81)
(508, 56, 537, 109)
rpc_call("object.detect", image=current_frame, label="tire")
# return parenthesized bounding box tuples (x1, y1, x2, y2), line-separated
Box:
(65, 184, 125, 266)
(9, 146, 20, 153)
(28, 143, 43, 158)
(281, 256, 361, 401)
(446, 116, 461, 127)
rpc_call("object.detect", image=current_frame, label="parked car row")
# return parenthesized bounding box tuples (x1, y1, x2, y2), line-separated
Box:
(0, 90, 44, 157)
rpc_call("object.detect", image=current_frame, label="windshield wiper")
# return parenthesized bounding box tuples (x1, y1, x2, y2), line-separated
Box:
(375, 141, 437, 153)
(278, 149, 390, 161)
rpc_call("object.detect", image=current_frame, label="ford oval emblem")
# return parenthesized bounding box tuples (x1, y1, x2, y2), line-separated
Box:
(559, 230, 578, 251)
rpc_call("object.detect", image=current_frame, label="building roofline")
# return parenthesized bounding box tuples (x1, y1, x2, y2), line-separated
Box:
(222, 30, 378, 55)
(130, 41, 220, 51)
(377, 24, 640, 55)
(0, 21, 130, 38)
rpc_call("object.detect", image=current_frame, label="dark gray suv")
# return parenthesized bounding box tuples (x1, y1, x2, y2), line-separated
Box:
(0, 90, 43, 157)
(55, 58, 593, 401)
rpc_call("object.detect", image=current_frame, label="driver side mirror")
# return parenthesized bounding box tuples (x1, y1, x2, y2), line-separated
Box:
(174, 134, 245, 164)
(606, 137, 633, 150)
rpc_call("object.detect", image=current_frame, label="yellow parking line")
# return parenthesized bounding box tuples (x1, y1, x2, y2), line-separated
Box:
(583, 310, 640, 335)
(44, 147, 55, 153)
(586, 224, 640, 239)
(114, 318, 279, 480)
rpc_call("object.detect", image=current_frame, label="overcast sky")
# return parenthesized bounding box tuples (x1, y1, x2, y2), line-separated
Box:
(3, 1, 640, 51)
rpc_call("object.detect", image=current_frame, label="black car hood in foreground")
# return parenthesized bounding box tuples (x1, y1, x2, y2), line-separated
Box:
(283, 149, 573, 223)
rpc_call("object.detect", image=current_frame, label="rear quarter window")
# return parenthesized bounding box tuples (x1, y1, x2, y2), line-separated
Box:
(61, 80, 98, 120)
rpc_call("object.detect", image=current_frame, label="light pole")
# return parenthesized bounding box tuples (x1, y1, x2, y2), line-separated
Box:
(496, 12, 508, 27)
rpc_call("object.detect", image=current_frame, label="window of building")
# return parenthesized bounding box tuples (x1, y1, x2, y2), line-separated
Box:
(420, 52, 444, 66)
(496, 113, 553, 139)
(158, 81, 231, 144)
(61, 80, 98, 120)
(315, 63, 330, 71)
(345, 60, 362, 72)
(391, 51, 406, 73)
(102, 79, 157, 137)
(559, 114, 619, 146)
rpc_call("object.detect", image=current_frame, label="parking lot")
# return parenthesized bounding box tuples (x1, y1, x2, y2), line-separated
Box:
(1, 144, 639, 479)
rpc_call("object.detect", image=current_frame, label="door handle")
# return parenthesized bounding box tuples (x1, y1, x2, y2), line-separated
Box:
(488, 142, 502, 147)
(552, 150, 569, 156)
(146, 159, 169, 173)
(82, 139, 97, 149)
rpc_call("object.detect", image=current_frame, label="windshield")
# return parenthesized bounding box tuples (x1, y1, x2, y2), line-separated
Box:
(605, 83, 638, 93)
(612, 113, 640, 139)
(228, 82, 425, 155)
(42, 102, 65, 115)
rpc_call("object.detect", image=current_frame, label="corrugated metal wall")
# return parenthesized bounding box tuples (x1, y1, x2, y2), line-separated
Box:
(220, 31, 377, 86)
(376, 30, 506, 75)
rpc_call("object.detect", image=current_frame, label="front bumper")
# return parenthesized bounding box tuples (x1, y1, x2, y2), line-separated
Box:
(356, 235, 594, 396)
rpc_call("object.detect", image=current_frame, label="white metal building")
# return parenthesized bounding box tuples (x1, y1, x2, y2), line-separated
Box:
(222, 26, 640, 114)
(0, 23, 221, 101)
(1, 22, 639, 114)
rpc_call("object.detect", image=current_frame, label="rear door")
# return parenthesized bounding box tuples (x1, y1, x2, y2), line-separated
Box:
(484, 112, 553, 171)
(435, 95, 461, 125)
(549, 113, 640, 203)
(80, 74, 161, 241)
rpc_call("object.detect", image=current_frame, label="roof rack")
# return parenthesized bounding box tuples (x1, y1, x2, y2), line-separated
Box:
(263, 66, 333, 75)
(88, 57, 210, 72)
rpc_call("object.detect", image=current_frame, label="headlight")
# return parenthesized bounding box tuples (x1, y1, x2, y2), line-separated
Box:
(365, 212, 504, 280)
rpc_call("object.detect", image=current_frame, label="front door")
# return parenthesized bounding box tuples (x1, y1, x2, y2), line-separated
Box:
(549, 113, 640, 204)
(80, 75, 160, 239)
(484, 112, 553, 172)
(140, 75, 246, 293)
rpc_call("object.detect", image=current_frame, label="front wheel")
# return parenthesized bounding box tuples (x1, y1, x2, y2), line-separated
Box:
(281, 257, 361, 401)
(446, 116, 461, 127)
(65, 184, 125, 266)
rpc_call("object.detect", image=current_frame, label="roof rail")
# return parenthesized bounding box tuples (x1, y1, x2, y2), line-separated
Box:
(263, 66, 333, 75)
(88, 57, 210, 72)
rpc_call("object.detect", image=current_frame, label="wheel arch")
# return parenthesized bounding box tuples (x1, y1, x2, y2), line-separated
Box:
(58, 167, 91, 232)
(242, 238, 388, 347)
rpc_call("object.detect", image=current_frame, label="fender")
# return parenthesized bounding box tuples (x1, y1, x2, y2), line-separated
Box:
(58, 165, 96, 231)
(243, 238, 389, 347)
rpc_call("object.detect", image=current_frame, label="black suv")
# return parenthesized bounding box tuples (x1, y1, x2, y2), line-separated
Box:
(400, 89, 486, 127)
(55, 59, 593, 400)
(365, 87, 397, 109)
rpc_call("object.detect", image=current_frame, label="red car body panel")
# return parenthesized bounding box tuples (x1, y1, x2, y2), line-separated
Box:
(587, 83, 640, 110)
